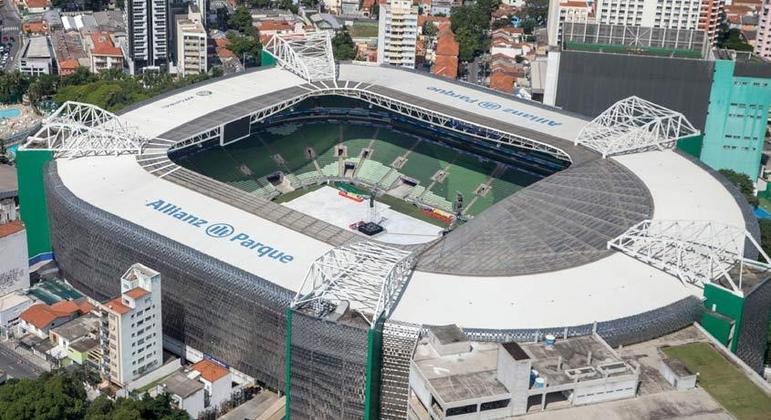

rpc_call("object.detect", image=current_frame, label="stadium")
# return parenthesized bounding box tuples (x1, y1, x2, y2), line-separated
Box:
(19, 33, 767, 419)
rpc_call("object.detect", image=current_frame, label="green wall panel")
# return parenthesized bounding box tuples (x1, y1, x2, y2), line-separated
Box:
(702, 283, 745, 352)
(15, 148, 53, 261)
(677, 134, 703, 158)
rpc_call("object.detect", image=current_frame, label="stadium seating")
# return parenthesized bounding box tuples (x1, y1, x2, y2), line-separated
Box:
(174, 122, 540, 217)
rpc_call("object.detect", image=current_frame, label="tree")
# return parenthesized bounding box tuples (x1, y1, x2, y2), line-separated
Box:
(491, 17, 511, 30)
(722, 29, 753, 51)
(0, 139, 8, 164)
(422, 21, 438, 37)
(228, 7, 255, 35)
(0, 371, 88, 420)
(332, 29, 356, 61)
(227, 31, 263, 65)
(719, 168, 759, 207)
(0, 71, 31, 103)
(450, 0, 498, 62)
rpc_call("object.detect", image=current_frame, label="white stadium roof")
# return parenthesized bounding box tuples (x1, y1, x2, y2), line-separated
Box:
(48, 63, 750, 330)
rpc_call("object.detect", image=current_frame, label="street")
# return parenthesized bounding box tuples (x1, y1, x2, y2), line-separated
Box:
(0, 0, 21, 70)
(0, 342, 42, 380)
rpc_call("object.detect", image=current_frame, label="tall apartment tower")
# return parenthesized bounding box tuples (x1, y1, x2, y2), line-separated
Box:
(546, 0, 594, 46)
(377, 0, 418, 68)
(97, 264, 163, 387)
(176, 5, 207, 76)
(125, 0, 169, 72)
(756, 0, 771, 59)
(699, 0, 724, 46)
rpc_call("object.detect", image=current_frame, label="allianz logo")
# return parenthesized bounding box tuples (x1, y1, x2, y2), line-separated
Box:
(145, 199, 295, 264)
(425, 86, 563, 127)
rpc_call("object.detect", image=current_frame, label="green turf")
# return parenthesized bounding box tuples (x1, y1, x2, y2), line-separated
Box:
(377, 193, 450, 227)
(662, 342, 771, 420)
(273, 184, 324, 204)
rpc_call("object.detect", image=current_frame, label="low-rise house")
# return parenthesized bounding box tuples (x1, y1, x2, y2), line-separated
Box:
(191, 359, 232, 410)
(18, 299, 93, 339)
(86, 32, 124, 74)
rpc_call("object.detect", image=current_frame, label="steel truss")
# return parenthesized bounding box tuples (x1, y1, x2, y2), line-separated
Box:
(293, 241, 415, 327)
(608, 220, 771, 293)
(575, 96, 699, 158)
(174, 83, 573, 162)
(264, 32, 336, 82)
(24, 101, 147, 158)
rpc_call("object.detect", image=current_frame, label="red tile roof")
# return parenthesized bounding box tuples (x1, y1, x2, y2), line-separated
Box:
(105, 297, 130, 315)
(22, 22, 47, 34)
(125, 287, 150, 299)
(19, 299, 87, 330)
(90, 32, 122, 56)
(435, 30, 459, 56)
(0, 221, 24, 239)
(25, 0, 50, 8)
(192, 359, 230, 382)
(432, 55, 458, 79)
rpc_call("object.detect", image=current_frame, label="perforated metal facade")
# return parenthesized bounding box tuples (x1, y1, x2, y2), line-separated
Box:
(44, 162, 292, 391)
(736, 278, 771, 374)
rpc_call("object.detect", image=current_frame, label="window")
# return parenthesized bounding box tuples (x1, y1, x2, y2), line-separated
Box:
(481, 399, 510, 411)
(446, 404, 477, 416)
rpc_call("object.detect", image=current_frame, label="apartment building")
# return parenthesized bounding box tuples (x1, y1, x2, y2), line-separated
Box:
(595, 0, 702, 30)
(756, 0, 771, 59)
(125, 0, 168, 72)
(86, 32, 124, 74)
(377, 0, 419, 68)
(547, 0, 594, 45)
(96, 264, 163, 387)
(175, 6, 207, 76)
(700, 0, 725, 45)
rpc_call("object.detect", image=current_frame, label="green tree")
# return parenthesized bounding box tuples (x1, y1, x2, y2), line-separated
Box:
(719, 168, 759, 207)
(0, 71, 31, 103)
(332, 29, 356, 61)
(721, 29, 753, 51)
(422, 21, 439, 37)
(228, 7, 255, 35)
(227, 31, 263, 65)
(0, 371, 88, 420)
(491, 17, 511, 30)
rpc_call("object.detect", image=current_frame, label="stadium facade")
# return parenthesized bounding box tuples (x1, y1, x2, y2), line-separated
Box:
(17, 34, 771, 419)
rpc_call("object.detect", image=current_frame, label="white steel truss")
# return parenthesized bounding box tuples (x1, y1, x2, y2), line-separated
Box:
(293, 241, 415, 326)
(608, 220, 771, 293)
(172, 83, 573, 162)
(24, 101, 147, 158)
(575, 96, 699, 158)
(264, 32, 336, 82)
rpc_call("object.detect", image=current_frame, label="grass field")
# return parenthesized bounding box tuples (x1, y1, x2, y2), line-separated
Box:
(273, 184, 324, 204)
(376, 193, 449, 228)
(662, 342, 771, 420)
(350, 22, 379, 38)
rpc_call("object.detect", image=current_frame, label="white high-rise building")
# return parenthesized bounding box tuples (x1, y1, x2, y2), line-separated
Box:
(176, 5, 207, 77)
(97, 264, 163, 387)
(377, 0, 418, 68)
(595, 0, 701, 30)
(125, 0, 168, 71)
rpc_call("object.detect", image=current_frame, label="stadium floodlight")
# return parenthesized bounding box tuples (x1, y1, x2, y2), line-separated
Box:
(264, 32, 336, 82)
(575, 96, 699, 158)
(24, 101, 147, 158)
(608, 220, 771, 293)
(293, 241, 415, 327)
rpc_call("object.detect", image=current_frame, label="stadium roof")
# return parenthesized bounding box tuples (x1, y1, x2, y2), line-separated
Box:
(52, 64, 754, 330)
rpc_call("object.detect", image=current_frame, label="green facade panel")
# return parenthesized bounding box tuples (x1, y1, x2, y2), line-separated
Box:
(261, 50, 277, 67)
(15, 148, 53, 261)
(700, 60, 771, 181)
(363, 317, 384, 420)
(676, 134, 703, 158)
(702, 283, 745, 352)
(701, 311, 734, 346)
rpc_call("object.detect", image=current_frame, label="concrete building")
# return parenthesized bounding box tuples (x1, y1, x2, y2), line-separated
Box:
(48, 313, 100, 364)
(700, 0, 725, 46)
(191, 359, 232, 410)
(157, 370, 206, 418)
(595, 0, 702, 30)
(0, 293, 33, 338)
(18, 36, 53, 76)
(0, 200, 29, 296)
(700, 50, 771, 182)
(755, 0, 771, 59)
(96, 264, 163, 387)
(546, 0, 594, 45)
(408, 325, 639, 418)
(659, 357, 697, 391)
(125, 0, 168, 71)
(175, 6, 207, 77)
(377, 0, 419, 68)
(86, 32, 124, 74)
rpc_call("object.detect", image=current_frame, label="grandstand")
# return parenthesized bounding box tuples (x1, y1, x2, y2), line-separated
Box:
(173, 121, 542, 217)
